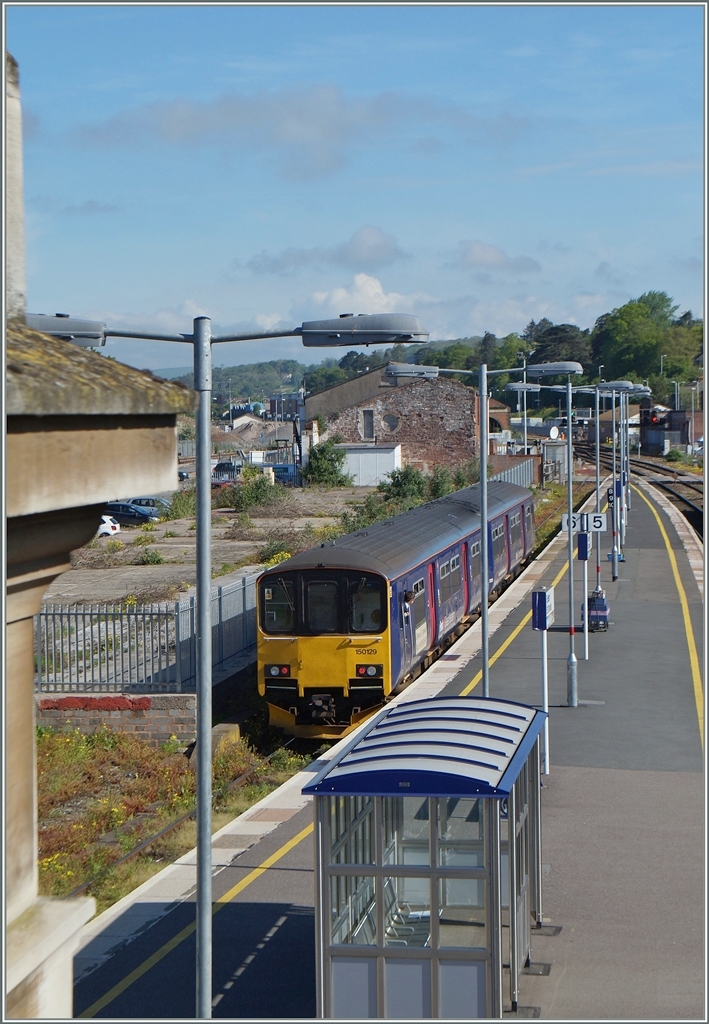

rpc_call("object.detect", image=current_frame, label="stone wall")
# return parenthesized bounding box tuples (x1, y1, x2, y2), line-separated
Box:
(35, 694, 197, 747)
(326, 377, 477, 472)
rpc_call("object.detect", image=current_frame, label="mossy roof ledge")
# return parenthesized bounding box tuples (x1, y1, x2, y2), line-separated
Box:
(6, 324, 198, 417)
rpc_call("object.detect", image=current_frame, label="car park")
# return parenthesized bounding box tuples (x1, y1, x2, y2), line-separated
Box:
(105, 502, 161, 526)
(97, 515, 120, 538)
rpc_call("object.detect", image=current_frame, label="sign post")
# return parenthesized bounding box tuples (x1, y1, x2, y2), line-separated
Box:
(577, 530, 591, 660)
(532, 586, 554, 774)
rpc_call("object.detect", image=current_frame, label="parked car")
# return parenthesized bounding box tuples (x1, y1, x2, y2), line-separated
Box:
(178, 470, 190, 481)
(126, 496, 171, 514)
(105, 502, 161, 527)
(97, 515, 120, 538)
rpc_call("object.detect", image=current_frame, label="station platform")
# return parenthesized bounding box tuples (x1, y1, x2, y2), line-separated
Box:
(73, 480, 705, 1020)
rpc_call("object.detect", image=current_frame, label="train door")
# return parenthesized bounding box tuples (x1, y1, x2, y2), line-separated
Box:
(411, 578, 428, 655)
(427, 562, 437, 647)
(523, 502, 535, 556)
(461, 543, 470, 614)
(402, 587, 415, 671)
(469, 537, 481, 611)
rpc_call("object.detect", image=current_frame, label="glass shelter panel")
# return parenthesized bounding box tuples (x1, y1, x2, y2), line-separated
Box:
(329, 796, 375, 865)
(383, 796, 431, 867)
(383, 876, 431, 947)
(438, 798, 485, 868)
(439, 879, 487, 949)
(330, 875, 376, 946)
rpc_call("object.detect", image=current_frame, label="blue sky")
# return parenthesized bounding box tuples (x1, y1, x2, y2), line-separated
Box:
(7, 3, 705, 371)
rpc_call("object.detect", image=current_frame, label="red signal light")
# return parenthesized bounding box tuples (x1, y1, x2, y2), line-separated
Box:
(280, 665, 289, 675)
(357, 666, 366, 675)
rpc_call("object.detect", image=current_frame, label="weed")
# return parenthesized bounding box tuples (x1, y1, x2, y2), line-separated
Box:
(133, 534, 155, 546)
(140, 548, 164, 565)
(265, 551, 291, 567)
(188, 521, 197, 531)
(141, 521, 157, 532)
(165, 487, 197, 521)
(163, 530, 177, 538)
(212, 563, 237, 578)
(105, 539, 124, 553)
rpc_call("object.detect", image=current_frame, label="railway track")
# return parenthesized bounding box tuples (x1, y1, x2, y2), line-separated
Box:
(576, 443, 704, 539)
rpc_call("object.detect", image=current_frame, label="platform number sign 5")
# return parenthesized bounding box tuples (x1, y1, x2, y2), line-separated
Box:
(561, 512, 607, 533)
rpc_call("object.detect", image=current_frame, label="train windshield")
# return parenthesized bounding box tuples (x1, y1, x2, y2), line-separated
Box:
(260, 569, 387, 636)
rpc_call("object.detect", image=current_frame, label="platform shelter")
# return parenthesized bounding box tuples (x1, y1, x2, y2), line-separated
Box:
(303, 696, 546, 1019)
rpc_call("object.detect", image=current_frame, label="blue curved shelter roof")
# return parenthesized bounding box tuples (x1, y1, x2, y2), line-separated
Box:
(302, 696, 546, 799)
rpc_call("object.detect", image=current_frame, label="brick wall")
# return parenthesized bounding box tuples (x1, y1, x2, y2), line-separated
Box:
(35, 693, 196, 747)
(328, 378, 477, 472)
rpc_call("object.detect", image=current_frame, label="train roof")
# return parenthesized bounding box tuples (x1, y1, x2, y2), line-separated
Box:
(260, 481, 531, 581)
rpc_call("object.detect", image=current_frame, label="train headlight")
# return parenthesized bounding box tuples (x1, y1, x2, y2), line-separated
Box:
(266, 664, 290, 677)
(355, 664, 383, 679)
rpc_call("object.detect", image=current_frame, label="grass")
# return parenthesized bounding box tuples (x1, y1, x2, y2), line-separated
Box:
(36, 724, 311, 916)
(532, 481, 596, 553)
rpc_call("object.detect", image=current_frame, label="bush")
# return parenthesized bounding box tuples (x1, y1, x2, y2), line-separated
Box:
(378, 465, 428, 502)
(105, 539, 124, 554)
(165, 487, 197, 520)
(258, 537, 292, 563)
(133, 534, 155, 546)
(140, 548, 164, 565)
(665, 448, 685, 462)
(427, 466, 454, 500)
(302, 438, 353, 487)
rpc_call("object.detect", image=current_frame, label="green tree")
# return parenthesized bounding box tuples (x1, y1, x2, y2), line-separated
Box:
(302, 438, 353, 487)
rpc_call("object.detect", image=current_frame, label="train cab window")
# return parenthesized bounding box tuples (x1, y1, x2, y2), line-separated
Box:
(262, 579, 295, 632)
(450, 554, 461, 594)
(439, 561, 451, 603)
(307, 581, 339, 632)
(350, 577, 383, 633)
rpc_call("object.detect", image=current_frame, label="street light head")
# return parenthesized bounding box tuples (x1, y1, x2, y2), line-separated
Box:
(599, 380, 634, 392)
(526, 360, 583, 376)
(25, 312, 106, 347)
(504, 382, 541, 393)
(300, 313, 429, 347)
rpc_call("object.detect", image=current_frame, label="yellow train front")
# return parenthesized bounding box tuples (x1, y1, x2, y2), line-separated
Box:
(257, 562, 391, 739)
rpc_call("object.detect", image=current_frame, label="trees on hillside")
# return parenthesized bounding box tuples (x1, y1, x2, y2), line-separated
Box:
(590, 291, 702, 403)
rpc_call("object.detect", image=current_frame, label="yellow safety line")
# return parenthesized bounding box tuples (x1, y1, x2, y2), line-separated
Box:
(633, 485, 704, 749)
(79, 823, 314, 1018)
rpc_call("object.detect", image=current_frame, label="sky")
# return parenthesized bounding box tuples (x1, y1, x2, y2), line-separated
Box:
(6, 3, 705, 372)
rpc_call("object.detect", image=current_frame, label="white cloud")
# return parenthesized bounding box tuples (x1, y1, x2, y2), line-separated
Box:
(246, 226, 408, 274)
(311, 273, 433, 316)
(75, 84, 532, 179)
(448, 240, 541, 274)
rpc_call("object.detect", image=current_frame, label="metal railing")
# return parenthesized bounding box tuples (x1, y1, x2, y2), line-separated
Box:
(490, 457, 535, 488)
(35, 574, 259, 693)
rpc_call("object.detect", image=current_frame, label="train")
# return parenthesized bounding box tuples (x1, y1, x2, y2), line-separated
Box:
(256, 481, 535, 739)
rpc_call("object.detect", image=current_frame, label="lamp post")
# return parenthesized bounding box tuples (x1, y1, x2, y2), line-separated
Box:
(27, 309, 428, 1018)
(513, 362, 583, 704)
(506, 381, 540, 458)
(419, 358, 581, 698)
(660, 354, 667, 376)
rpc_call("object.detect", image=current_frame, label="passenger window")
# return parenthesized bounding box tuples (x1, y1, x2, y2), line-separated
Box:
(263, 580, 295, 632)
(307, 581, 340, 632)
